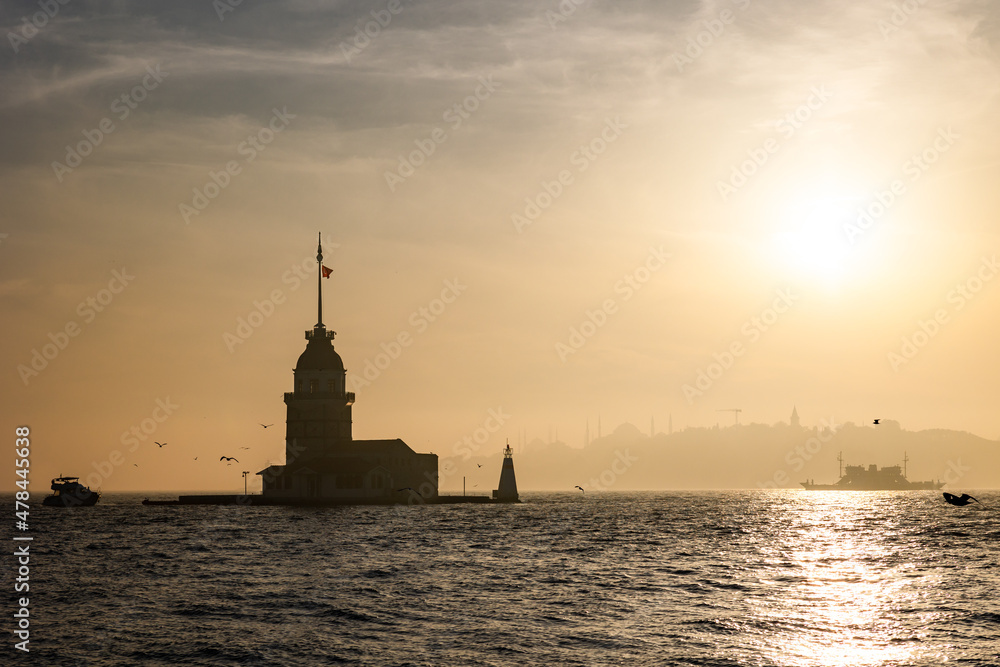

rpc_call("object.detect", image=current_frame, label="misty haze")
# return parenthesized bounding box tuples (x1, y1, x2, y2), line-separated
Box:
(2, 0, 998, 665)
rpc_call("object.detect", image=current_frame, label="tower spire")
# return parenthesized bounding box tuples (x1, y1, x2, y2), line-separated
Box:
(316, 232, 324, 329)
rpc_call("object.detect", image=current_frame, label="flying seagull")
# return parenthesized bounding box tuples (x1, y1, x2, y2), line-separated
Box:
(476, 464, 482, 468)
(239, 447, 250, 450)
(575, 485, 585, 493)
(260, 423, 273, 429)
(396, 487, 414, 492)
(154, 441, 168, 447)
(943, 492, 981, 507)
(873, 419, 880, 425)
(220, 456, 240, 463)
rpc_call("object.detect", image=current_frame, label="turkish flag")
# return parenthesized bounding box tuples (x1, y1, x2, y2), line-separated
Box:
(321, 265, 333, 278)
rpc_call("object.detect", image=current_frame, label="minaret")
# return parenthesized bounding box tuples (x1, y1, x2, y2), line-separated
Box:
(493, 440, 519, 502)
(283, 233, 354, 462)
(585, 418, 590, 447)
(668, 413, 673, 435)
(650, 416, 655, 437)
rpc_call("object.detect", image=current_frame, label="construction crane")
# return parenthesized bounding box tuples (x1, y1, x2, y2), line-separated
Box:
(717, 408, 742, 425)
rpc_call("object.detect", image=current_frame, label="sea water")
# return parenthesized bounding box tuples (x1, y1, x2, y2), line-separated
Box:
(9, 491, 999, 666)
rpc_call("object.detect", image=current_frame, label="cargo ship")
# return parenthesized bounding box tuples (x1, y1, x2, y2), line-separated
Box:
(801, 452, 943, 490)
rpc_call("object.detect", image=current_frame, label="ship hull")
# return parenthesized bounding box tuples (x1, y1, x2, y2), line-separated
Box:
(42, 491, 100, 507)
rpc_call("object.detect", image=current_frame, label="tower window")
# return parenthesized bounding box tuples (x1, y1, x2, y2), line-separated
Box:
(310, 379, 318, 393)
(328, 379, 336, 394)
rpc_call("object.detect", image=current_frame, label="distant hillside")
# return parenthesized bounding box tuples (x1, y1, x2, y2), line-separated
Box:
(444, 420, 999, 492)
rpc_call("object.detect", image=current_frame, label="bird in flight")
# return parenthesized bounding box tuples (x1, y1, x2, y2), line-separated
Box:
(260, 423, 273, 429)
(154, 441, 168, 447)
(396, 487, 414, 492)
(873, 419, 880, 425)
(943, 492, 981, 507)
(476, 464, 482, 468)
(575, 485, 585, 493)
(194, 457, 198, 461)
(220, 456, 240, 463)
(239, 447, 250, 450)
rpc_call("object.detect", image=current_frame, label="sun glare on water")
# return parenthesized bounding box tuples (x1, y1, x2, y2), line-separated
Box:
(750, 495, 933, 667)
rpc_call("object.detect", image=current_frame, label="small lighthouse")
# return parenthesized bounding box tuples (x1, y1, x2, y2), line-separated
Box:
(492, 441, 519, 502)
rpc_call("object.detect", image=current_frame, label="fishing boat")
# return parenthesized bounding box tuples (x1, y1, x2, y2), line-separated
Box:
(42, 476, 101, 507)
(801, 452, 942, 490)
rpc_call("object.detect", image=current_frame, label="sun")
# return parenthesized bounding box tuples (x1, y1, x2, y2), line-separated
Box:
(769, 192, 857, 286)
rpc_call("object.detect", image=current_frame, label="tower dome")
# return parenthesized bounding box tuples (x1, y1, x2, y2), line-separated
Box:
(295, 328, 344, 372)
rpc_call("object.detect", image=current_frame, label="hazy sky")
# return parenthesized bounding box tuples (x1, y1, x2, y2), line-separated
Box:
(2, 0, 999, 492)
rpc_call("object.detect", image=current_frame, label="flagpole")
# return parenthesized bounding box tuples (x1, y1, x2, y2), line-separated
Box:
(316, 232, 323, 328)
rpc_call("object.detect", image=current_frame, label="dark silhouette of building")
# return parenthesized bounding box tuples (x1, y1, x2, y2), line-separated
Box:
(493, 442, 519, 501)
(257, 235, 437, 501)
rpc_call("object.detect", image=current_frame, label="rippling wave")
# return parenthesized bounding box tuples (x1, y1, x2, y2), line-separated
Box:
(11, 491, 999, 666)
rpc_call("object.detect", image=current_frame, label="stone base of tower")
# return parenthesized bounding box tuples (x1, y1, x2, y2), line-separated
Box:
(144, 492, 509, 506)
(258, 439, 438, 502)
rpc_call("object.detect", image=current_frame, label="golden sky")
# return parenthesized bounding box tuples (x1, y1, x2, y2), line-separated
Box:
(2, 0, 999, 492)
